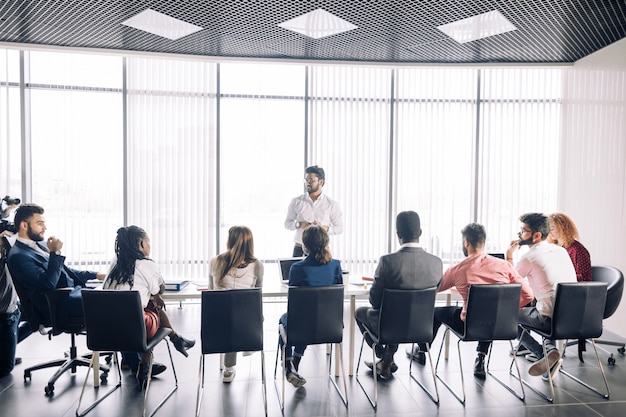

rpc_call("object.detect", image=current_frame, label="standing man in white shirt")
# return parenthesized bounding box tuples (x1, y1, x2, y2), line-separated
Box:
(506, 212, 577, 380)
(284, 165, 343, 257)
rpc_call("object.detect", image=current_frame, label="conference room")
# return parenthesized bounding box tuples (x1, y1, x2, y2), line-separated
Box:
(1, 1, 626, 416)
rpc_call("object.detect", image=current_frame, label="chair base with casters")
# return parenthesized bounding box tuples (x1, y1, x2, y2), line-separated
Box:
(195, 288, 267, 417)
(23, 331, 112, 397)
(563, 338, 625, 365)
(77, 290, 178, 417)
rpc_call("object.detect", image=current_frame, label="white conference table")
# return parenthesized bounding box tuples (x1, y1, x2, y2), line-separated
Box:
(160, 279, 459, 377)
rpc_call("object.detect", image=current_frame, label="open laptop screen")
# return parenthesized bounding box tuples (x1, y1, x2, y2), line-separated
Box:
(277, 257, 304, 283)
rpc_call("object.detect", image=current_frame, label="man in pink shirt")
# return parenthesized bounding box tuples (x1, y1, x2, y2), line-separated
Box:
(410, 223, 533, 377)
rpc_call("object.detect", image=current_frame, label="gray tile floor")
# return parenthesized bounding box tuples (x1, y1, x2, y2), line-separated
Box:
(1, 299, 625, 417)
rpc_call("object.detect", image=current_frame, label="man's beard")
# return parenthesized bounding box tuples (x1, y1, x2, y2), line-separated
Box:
(462, 246, 468, 257)
(518, 237, 534, 246)
(27, 225, 44, 242)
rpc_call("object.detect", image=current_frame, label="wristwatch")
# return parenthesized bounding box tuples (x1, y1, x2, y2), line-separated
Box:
(295, 221, 301, 229)
(54, 250, 61, 256)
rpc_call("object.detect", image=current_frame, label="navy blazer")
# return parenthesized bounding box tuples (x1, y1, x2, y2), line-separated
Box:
(7, 240, 95, 327)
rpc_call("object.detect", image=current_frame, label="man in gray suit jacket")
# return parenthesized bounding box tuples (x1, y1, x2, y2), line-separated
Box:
(355, 211, 442, 379)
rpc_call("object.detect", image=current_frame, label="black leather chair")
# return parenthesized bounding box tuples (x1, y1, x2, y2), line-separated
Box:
(41, 289, 110, 397)
(355, 287, 440, 410)
(195, 288, 266, 417)
(273, 285, 348, 413)
(76, 290, 177, 417)
(519, 282, 609, 402)
(435, 284, 525, 404)
(565, 265, 625, 364)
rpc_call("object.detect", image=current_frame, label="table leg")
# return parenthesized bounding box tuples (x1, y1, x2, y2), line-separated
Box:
(445, 293, 451, 360)
(93, 351, 100, 387)
(349, 295, 355, 376)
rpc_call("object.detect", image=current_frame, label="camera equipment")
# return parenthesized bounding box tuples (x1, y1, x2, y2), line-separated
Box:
(0, 195, 20, 233)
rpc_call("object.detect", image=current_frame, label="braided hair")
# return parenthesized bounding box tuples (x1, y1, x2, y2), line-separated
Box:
(302, 225, 332, 264)
(107, 225, 147, 288)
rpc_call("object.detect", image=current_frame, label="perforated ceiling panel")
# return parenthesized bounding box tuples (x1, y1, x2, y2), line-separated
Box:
(0, 0, 624, 63)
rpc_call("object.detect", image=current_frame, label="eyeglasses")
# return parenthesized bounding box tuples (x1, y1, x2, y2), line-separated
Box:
(304, 177, 318, 184)
(519, 227, 532, 235)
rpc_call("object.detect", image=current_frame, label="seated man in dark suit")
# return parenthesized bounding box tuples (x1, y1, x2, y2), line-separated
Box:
(7, 204, 105, 329)
(355, 211, 443, 379)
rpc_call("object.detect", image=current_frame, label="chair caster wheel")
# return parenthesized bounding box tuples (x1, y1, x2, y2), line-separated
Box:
(24, 371, 31, 382)
(44, 384, 54, 397)
(100, 372, 108, 383)
(608, 354, 616, 366)
(618, 346, 625, 355)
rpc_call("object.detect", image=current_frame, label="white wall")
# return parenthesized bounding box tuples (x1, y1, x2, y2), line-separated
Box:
(560, 38, 626, 335)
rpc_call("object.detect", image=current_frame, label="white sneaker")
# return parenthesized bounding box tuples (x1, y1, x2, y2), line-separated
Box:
(223, 366, 235, 383)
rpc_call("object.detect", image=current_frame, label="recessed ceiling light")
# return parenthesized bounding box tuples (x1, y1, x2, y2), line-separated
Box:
(437, 10, 516, 44)
(121, 9, 203, 41)
(278, 8, 357, 39)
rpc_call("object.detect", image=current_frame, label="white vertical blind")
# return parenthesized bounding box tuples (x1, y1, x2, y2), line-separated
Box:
(126, 57, 217, 279)
(307, 66, 392, 277)
(478, 68, 561, 255)
(0, 49, 21, 196)
(395, 68, 477, 265)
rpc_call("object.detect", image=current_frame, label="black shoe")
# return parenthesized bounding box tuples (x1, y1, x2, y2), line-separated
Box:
(171, 334, 196, 357)
(136, 363, 149, 389)
(14, 357, 22, 365)
(376, 361, 393, 380)
(365, 360, 398, 373)
(474, 354, 486, 379)
(406, 347, 426, 365)
(131, 362, 167, 376)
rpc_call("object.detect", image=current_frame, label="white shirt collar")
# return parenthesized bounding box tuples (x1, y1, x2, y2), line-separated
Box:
(401, 242, 421, 248)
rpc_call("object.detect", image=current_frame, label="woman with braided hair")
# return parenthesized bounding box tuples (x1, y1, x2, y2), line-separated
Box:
(103, 225, 195, 387)
(278, 225, 343, 388)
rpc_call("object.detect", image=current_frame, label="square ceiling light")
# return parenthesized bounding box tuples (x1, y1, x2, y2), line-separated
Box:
(121, 9, 203, 41)
(437, 10, 516, 44)
(278, 8, 357, 39)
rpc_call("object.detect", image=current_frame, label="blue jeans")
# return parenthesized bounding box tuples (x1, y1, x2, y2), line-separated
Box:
(0, 308, 20, 378)
(278, 313, 307, 360)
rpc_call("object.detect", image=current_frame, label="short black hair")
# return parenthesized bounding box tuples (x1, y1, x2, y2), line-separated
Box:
(305, 165, 325, 182)
(461, 223, 486, 248)
(13, 203, 44, 228)
(396, 211, 422, 242)
(520, 212, 550, 240)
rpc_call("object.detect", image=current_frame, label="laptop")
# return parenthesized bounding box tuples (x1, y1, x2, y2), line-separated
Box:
(277, 257, 304, 283)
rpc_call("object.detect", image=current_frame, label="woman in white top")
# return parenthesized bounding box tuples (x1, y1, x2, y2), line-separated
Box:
(209, 225, 264, 383)
(103, 226, 195, 387)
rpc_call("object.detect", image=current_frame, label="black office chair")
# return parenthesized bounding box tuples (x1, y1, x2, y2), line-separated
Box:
(435, 284, 525, 405)
(273, 285, 348, 413)
(41, 289, 110, 397)
(76, 290, 178, 417)
(519, 282, 609, 402)
(565, 265, 625, 365)
(195, 288, 266, 417)
(355, 287, 440, 410)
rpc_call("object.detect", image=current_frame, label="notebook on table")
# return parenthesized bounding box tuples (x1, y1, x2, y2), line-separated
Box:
(277, 257, 304, 283)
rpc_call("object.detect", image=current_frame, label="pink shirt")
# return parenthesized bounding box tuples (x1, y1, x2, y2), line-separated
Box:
(440, 252, 534, 321)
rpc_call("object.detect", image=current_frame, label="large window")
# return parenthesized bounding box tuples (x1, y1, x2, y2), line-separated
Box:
(2, 48, 562, 280)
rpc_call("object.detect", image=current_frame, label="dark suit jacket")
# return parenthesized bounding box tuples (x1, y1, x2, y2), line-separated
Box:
(367, 246, 443, 328)
(7, 240, 95, 327)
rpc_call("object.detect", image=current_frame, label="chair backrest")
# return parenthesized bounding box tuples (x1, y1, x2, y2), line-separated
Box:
(81, 289, 148, 352)
(44, 288, 85, 334)
(592, 265, 624, 319)
(200, 288, 263, 354)
(377, 287, 437, 345)
(463, 284, 522, 341)
(286, 285, 344, 346)
(550, 282, 607, 340)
